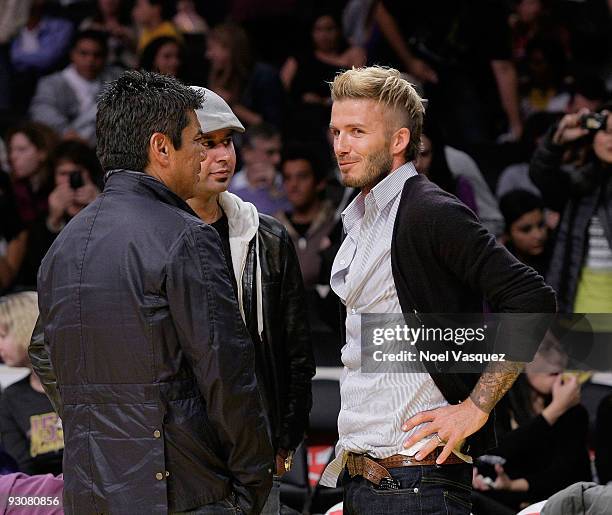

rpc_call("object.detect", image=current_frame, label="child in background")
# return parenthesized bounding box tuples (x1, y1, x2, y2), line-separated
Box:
(0, 292, 63, 475)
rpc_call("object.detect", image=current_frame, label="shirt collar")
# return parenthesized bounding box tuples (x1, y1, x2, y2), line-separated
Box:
(370, 162, 418, 212)
(341, 162, 417, 232)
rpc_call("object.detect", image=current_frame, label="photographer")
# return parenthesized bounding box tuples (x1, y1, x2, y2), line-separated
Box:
(16, 141, 102, 289)
(530, 106, 612, 313)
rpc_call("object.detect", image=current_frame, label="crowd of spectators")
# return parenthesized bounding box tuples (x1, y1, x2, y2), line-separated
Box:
(0, 0, 611, 511)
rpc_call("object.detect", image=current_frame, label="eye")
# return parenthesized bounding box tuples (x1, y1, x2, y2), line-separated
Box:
(352, 128, 364, 136)
(330, 128, 339, 137)
(222, 138, 233, 146)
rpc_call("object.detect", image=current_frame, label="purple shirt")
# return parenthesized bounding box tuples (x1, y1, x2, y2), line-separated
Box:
(0, 473, 64, 514)
(11, 18, 74, 73)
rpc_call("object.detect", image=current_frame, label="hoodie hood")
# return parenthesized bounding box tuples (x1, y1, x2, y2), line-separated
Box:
(218, 191, 264, 338)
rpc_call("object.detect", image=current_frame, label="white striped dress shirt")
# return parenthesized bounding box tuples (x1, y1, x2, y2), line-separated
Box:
(329, 162, 450, 461)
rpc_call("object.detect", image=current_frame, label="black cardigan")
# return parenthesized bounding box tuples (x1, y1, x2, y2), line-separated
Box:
(390, 174, 557, 455)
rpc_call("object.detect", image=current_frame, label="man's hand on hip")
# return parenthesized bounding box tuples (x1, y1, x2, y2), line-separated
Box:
(401, 398, 488, 465)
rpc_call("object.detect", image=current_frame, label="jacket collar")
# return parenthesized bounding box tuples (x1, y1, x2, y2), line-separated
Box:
(104, 169, 198, 217)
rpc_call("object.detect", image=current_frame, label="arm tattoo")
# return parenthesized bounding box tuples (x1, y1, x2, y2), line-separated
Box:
(470, 360, 524, 414)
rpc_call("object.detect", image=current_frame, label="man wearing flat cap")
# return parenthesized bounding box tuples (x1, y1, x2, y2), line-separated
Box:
(187, 87, 316, 515)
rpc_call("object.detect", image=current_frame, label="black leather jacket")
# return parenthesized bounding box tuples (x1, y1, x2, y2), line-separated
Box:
(239, 214, 315, 452)
(30, 170, 273, 514)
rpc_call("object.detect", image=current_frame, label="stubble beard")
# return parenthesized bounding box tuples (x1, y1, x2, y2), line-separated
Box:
(341, 145, 394, 191)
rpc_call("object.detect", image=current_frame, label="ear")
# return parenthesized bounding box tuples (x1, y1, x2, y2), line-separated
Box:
(390, 127, 410, 158)
(149, 132, 170, 167)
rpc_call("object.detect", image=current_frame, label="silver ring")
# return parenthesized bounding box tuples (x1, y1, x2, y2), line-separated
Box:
(435, 433, 444, 445)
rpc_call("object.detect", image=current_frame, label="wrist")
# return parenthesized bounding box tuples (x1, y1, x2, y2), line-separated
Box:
(465, 394, 493, 418)
(542, 404, 561, 425)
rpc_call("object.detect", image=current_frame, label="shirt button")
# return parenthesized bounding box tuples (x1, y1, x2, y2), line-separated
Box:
(340, 259, 346, 265)
(351, 308, 357, 314)
(155, 472, 164, 481)
(153, 430, 161, 438)
(165, 471, 170, 478)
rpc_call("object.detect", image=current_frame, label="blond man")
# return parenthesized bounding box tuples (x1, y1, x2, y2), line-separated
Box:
(321, 66, 556, 514)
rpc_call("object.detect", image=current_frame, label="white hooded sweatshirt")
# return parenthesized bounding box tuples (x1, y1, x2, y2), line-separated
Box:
(218, 191, 264, 339)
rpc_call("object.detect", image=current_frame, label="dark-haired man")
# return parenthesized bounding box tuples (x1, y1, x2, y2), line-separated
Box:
(276, 143, 337, 292)
(30, 30, 121, 144)
(229, 123, 290, 215)
(30, 71, 273, 514)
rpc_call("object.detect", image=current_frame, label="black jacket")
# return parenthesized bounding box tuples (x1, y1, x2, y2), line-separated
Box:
(390, 174, 557, 455)
(239, 213, 315, 452)
(530, 131, 612, 312)
(30, 170, 273, 514)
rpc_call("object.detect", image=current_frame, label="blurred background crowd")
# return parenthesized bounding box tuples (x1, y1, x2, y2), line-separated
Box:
(0, 0, 611, 513)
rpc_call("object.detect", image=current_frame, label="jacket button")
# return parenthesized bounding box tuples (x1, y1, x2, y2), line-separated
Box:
(153, 430, 161, 438)
(155, 472, 164, 481)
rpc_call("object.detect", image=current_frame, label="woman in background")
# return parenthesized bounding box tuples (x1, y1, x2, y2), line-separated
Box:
(206, 23, 284, 129)
(499, 189, 551, 276)
(415, 122, 479, 214)
(140, 36, 184, 78)
(0, 292, 63, 475)
(6, 122, 58, 225)
(281, 11, 365, 143)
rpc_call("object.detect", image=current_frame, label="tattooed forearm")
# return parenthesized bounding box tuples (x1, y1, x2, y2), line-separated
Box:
(470, 360, 525, 413)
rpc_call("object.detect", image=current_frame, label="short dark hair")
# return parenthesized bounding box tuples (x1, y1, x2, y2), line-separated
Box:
(96, 70, 204, 171)
(499, 190, 544, 231)
(243, 122, 280, 148)
(52, 141, 105, 189)
(71, 29, 108, 56)
(281, 142, 327, 182)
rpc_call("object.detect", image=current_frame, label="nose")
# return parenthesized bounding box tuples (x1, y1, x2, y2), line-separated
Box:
(215, 145, 230, 163)
(534, 226, 546, 242)
(335, 132, 350, 156)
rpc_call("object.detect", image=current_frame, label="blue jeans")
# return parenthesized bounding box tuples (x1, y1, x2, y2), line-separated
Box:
(342, 463, 472, 515)
(260, 476, 281, 515)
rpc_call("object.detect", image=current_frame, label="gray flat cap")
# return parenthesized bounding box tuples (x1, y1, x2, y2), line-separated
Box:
(191, 86, 245, 134)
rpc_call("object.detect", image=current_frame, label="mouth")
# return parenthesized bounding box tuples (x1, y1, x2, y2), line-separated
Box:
(338, 161, 358, 171)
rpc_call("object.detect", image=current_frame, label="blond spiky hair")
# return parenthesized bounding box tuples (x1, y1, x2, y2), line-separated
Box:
(0, 291, 39, 352)
(330, 66, 425, 161)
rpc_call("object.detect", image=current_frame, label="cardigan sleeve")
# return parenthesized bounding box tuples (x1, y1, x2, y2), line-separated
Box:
(430, 195, 557, 360)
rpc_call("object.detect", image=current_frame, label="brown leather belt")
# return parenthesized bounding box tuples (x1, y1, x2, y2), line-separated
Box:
(346, 449, 466, 486)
